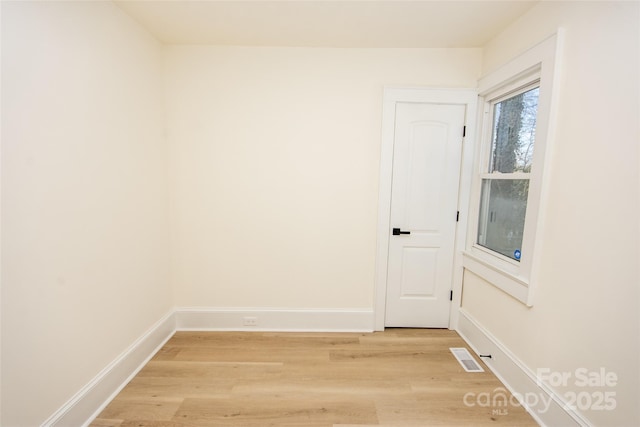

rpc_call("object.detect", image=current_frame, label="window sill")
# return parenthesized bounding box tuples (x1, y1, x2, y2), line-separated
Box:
(462, 251, 532, 306)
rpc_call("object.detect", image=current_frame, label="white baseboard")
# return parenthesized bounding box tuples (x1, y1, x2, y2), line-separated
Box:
(43, 310, 176, 427)
(175, 307, 375, 332)
(42, 306, 372, 426)
(42, 307, 596, 427)
(456, 309, 591, 427)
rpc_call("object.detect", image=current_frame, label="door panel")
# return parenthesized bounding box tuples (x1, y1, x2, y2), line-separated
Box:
(385, 102, 465, 328)
(400, 247, 438, 297)
(404, 121, 446, 231)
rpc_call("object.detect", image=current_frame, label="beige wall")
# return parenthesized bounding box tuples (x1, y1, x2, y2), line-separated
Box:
(3, 1, 638, 426)
(164, 46, 482, 308)
(462, 2, 639, 426)
(1, 2, 171, 424)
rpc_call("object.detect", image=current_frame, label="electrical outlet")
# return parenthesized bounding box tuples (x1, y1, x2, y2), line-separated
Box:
(243, 316, 258, 327)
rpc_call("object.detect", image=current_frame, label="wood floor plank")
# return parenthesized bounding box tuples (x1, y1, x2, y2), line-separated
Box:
(172, 396, 378, 426)
(166, 332, 361, 349)
(114, 376, 235, 400)
(166, 346, 330, 364)
(117, 421, 197, 427)
(90, 419, 123, 427)
(138, 360, 284, 380)
(152, 346, 183, 361)
(230, 378, 413, 396)
(281, 356, 465, 384)
(96, 397, 184, 421)
(92, 330, 538, 426)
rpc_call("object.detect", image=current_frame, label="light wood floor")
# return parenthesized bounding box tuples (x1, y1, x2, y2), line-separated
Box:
(91, 329, 537, 426)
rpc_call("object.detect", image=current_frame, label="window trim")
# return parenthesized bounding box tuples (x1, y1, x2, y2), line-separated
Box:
(463, 31, 563, 306)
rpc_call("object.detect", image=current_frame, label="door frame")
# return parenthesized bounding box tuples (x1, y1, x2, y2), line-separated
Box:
(374, 87, 478, 331)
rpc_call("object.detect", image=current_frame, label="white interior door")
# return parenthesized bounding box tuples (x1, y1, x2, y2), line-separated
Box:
(385, 102, 466, 328)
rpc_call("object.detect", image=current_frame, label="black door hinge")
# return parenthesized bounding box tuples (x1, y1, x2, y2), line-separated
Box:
(456, 211, 460, 222)
(450, 290, 453, 301)
(463, 126, 466, 137)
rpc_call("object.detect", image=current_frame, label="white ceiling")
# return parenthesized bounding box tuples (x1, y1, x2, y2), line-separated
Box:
(115, 0, 538, 48)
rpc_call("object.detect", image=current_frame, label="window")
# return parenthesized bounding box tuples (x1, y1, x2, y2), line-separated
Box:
(478, 84, 539, 261)
(463, 32, 562, 305)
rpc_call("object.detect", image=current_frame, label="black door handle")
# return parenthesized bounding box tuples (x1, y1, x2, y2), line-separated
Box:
(392, 228, 411, 235)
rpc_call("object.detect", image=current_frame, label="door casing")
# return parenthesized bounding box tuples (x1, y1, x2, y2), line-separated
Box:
(374, 87, 478, 331)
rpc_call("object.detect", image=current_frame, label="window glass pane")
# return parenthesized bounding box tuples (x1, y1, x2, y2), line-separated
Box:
(477, 179, 529, 261)
(489, 87, 539, 173)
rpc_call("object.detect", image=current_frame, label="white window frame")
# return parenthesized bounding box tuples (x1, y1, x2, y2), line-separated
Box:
(463, 31, 563, 306)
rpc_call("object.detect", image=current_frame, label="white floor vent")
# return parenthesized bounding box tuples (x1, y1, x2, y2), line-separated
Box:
(450, 347, 484, 372)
